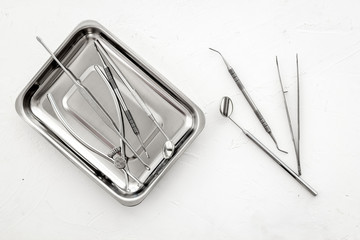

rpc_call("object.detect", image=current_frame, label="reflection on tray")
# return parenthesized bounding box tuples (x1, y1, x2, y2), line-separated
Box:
(17, 22, 205, 206)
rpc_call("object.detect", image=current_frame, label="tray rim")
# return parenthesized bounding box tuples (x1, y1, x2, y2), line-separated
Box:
(15, 20, 206, 206)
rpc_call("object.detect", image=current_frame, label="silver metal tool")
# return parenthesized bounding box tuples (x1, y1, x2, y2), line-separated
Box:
(275, 56, 301, 175)
(37, 36, 120, 135)
(47, 94, 144, 191)
(210, 48, 287, 154)
(220, 96, 317, 196)
(94, 42, 150, 159)
(94, 39, 175, 159)
(296, 54, 301, 175)
(18, 22, 206, 206)
(37, 37, 131, 161)
(36, 36, 150, 170)
(94, 65, 137, 164)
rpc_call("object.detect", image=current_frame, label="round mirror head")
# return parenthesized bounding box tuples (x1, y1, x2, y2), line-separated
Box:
(163, 140, 175, 159)
(219, 96, 233, 118)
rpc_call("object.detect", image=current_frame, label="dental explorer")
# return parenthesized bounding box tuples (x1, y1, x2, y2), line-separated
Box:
(210, 48, 287, 154)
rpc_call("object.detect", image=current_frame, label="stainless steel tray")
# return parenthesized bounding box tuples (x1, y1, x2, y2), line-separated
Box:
(15, 20, 205, 206)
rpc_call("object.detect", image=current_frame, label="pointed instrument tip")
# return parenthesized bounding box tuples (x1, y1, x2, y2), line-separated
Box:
(275, 140, 288, 154)
(209, 48, 221, 55)
(208, 47, 231, 69)
(209, 47, 222, 54)
(94, 39, 102, 47)
(270, 132, 288, 154)
(277, 145, 288, 154)
(94, 39, 101, 50)
(94, 39, 107, 54)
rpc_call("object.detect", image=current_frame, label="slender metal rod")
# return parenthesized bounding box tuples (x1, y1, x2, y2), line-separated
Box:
(210, 48, 287, 154)
(228, 116, 317, 196)
(36, 36, 119, 136)
(94, 66, 140, 160)
(92, 66, 149, 169)
(296, 54, 301, 175)
(37, 37, 151, 167)
(94, 64, 127, 161)
(94, 43, 150, 158)
(36, 37, 80, 85)
(125, 166, 143, 187)
(276, 56, 301, 175)
(37, 37, 150, 167)
(94, 40, 171, 142)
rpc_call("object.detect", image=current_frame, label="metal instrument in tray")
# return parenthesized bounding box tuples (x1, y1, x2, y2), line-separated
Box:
(15, 20, 205, 206)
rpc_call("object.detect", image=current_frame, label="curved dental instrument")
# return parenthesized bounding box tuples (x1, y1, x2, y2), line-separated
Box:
(38, 36, 129, 162)
(94, 39, 175, 159)
(46, 92, 149, 170)
(94, 65, 138, 162)
(36, 37, 120, 135)
(37, 37, 149, 163)
(47, 94, 144, 190)
(210, 48, 287, 154)
(94, 43, 150, 159)
(276, 56, 301, 175)
(219, 96, 317, 196)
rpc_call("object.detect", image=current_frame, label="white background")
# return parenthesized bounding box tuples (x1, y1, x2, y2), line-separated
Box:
(1, 0, 360, 239)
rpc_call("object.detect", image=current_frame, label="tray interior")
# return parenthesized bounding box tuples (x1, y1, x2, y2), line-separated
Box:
(29, 28, 194, 194)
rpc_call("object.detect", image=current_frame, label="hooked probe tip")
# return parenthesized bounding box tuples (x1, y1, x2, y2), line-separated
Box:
(270, 132, 288, 154)
(209, 47, 231, 69)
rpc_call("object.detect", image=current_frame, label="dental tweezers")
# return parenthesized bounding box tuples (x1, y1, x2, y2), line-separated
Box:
(94, 42, 150, 159)
(36, 37, 150, 170)
(276, 55, 302, 175)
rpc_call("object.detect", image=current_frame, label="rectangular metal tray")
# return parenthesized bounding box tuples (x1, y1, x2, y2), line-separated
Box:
(15, 20, 205, 206)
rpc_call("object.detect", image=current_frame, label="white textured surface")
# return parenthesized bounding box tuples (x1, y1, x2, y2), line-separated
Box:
(1, 0, 360, 239)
